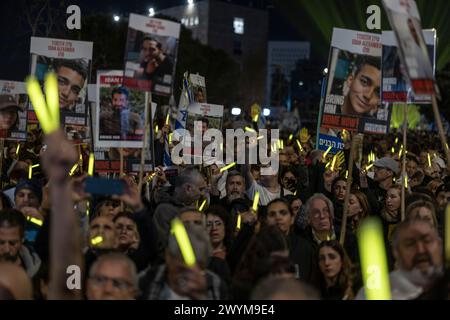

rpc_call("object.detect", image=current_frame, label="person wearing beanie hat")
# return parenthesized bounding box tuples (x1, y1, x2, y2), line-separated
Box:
(13, 179, 44, 246)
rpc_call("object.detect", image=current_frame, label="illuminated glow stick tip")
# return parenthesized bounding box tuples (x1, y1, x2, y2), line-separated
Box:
(220, 162, 236, 173)
(245, 127, 255, 132)
(427, 153, 432, 167)
(331, 155, 337, 171)
(198, 199, 207, 211)
(404, 175, 408, 189)
(296, 139, 304, 152)
(91, 236, 103, 246)
(288, 134, 293, 141)
(236, 214, 241, 230)
(25, 76, 54, 133)
(88, 153, 95, 176)
(252, 192, 260, 212)
(366, 163, 374, 171)
(16, 144, 20, 155)
(27, 216, 43, 227)
(357, 217, 391, 300)
(155, 125, 159, 134)
(69, 163, 78, 176)
(44, 72, 60, 128)
(165, 113, 170, 125)
(323, 145, 332, 158)
(28, 166, 33, 180)
(171, 218, 196, 267)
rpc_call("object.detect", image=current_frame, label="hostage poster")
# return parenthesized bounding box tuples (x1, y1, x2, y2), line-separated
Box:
(382, 29, 436, 103)
(318, 28, 391, 153)
(0, 81, 28, 141)
(29, 37, 93, 142)
(123, 14, 180, 95)
(382, 0, 435, 95)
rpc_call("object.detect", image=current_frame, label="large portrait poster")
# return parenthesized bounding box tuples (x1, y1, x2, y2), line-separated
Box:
(95, 70, 149, 148)
(90, 75, 156, 174)
(123, 14, 180, 95)
(318, 28, 391, 152)
(382, 29, 436, 103)
(29, 37, 93, 142)
(382, 0, 435, 95)
(0, 81, 28, 141)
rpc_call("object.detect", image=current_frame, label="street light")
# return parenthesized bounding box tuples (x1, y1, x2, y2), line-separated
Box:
(323, 68, 328, 75)
(149, 7, 155, 17)
(263, 108, 271, 117)
(113, 15, 120, 22)
(231, 107, 241, 116)
(188, 0, 194, 5)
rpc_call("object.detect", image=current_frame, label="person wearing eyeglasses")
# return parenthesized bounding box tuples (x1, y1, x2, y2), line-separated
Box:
(86, 252, 138, 300)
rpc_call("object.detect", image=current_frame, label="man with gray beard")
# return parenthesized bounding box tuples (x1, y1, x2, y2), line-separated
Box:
(356, 219, 443, 300)
(209, 170, 252, 213)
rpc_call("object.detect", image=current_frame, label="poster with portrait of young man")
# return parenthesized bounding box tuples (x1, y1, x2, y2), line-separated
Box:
(318, 28, 391, 153)
(382, 29, 436, 104)
(123, 14, 180, 95)
(29, 37, 93, 142)
(382, 0, 435, 96)
(0, 81, 28, 141)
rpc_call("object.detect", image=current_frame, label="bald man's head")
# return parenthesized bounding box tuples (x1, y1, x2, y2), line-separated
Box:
(0, 263, 32, 300)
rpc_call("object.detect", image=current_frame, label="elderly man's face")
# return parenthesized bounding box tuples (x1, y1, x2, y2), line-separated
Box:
(394, 221, 442, 275)
(308, 198, 332, 233)
(87, 260, 135, 300)
(346, 64, 381, 115)
(57, 66, 85, 109)
(226, 175, 245, 201)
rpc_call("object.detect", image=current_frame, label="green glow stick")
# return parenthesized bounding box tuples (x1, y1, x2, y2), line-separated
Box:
(220, 162, 236, 172)
(357, 217, 391, 300)
(44, 72, 60, 131)
(171, 218, 196, 267)
(252, 192, 259, 212)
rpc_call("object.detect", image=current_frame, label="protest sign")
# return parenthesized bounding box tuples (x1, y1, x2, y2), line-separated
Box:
(123, 14, 180, 95)
(0, 81, 28, 141)
(29, 37, 92, 142)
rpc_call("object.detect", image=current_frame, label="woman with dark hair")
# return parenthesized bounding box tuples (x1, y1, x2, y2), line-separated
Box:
(231, 225, 292, 299)
(348, 190, 371, 231)
(317, 240, 355, 300)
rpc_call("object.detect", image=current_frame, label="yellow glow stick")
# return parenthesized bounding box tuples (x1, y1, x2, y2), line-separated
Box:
(288, 134, 293, 141)
(294, 190, 297, 196)
(445, 204, 450, 268)
(252, 192, 259, 212)
(253, 114, 259, 122)
(88, 153, 95, 176)
(171, 218, 196, 267)
(28, 166, 32, 180)
(155, 125, 159, 134)
(220, 162, 236, 172)
(69, 163, 78, 176)
(391, 147, 395, 154)
(395, 137, 398, 144)
(27, 216, 43, 227)
(331, 155, 337, 171)
(323, 145, 332, 159)
(427, 153, 432, 167)
(245, 127, 255, 133)
(404, 175, 408, 189)
(16, 144, 20, 155)
(257, 135, 264, 140)
(365, 163, 374, 171)
(296, 139, 304, 152)
(345, 170, 349, 179)
(236, 214, 241, 230)
(91, 236, 103, 246)
(44, 72, 60, 129)
(168, 133, 173, 144)
(25, 77, 54, 133)
(198, 199, 207, 211)
(165, 113, 170, 125)
(357, 217, 391, 300)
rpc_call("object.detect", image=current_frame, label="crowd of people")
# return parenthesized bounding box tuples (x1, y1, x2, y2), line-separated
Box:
(0, 114, 449, 300)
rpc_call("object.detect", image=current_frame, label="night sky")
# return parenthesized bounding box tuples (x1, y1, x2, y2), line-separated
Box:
(0, 0, 448, 81)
